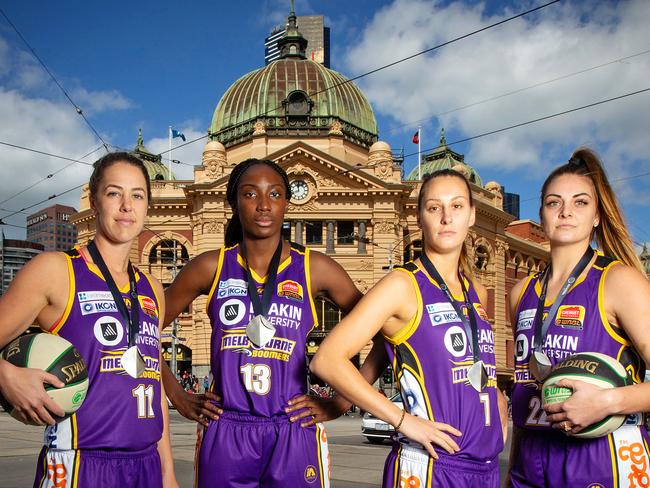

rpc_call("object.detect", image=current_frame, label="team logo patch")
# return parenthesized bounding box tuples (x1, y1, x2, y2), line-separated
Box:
(80, 300, 117, 315)
(78, 291, 113, 302)
(219, 298, 246, 326)
(217, 278, 247, 299)
(555, 305, 585, 330)
(304, 465, 318, 483)
(277, 280, 303, 302)
(515, 333, 529, 361)
(443, 326, 467, 358)
(93, 316, 124, 346)
(473, 303, 489, 321)
(516, 308, 536, 331)
(425, 302, 459, 326)
(138, 296, 158, 318)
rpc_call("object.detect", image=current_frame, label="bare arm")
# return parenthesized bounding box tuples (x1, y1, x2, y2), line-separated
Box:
(311, 270, 461, 459)
(0, 253, 67, 424)
(162, 251, 222, 423)
(149, 277, 178, 487)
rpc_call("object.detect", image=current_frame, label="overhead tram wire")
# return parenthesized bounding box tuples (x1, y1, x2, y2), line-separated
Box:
(400, 87, 650, 161)
(0, 8, 110, 151)
(156, 0, 562, 157)
(7, 85, 650, 219)
(0, 144, 104, 206)
(393, 48, 650, 131)
(0, 183, 86, 221)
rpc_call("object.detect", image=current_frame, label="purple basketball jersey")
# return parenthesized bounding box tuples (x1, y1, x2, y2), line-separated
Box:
(206, 243, 317, 417)
(43, 249, 163, 451)
(383, 262, 503, 463)
(511, 253, 645, 431)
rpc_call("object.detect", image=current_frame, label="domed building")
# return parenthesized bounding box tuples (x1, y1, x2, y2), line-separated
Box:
(72, 8, 548, 388)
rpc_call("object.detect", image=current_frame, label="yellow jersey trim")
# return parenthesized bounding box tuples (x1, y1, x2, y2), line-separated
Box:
(608, 433, 618, 486)
(304, 247, 320, 332)
(205, 248, 227, 313)
(49, 253, 75, 335)
(383, 268, 422, 345)
(514, 275, 535, 316)
(598, 260, 628, 345)
(72, 449, 81, 488)
(397, 342, 435, 420)
(418, 262, 467, 301)
(235, 246, 292, 283)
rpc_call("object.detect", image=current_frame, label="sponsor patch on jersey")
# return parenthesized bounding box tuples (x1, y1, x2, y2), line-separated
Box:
(138, 296, 158, 318)
(220, 332, 295, 362)
(78, 291, 113, 302)
(555, 305, 585, 330)
(219, 298, 246, 326)
(80, 300, 118, 315)
(425, 302, 459, 326)
(93, 316, 124, 346)
(277, 280, 303, 302)
(443, 325, 467, 358)
(516, 308, 536, 331)
(217, 278, 248, 299)
(473, 303, 489, 321)
(304, 465, 318, 484)
(515, 333, 529, 361)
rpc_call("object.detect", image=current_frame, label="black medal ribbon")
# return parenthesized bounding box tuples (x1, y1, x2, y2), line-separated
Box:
(419, 252, 481, 364)
(87, 240, 140, 348)
(532, 246, 594, 353)
(241, 239, 283, 318)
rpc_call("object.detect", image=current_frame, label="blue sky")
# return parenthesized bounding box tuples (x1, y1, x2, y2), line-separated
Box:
(1, 0, 649, 249)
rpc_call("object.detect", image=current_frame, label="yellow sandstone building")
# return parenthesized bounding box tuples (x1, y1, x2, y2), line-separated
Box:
(72, 12, 548, 388)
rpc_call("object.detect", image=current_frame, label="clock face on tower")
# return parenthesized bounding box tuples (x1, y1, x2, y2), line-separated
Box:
(290, 179, 309, 201)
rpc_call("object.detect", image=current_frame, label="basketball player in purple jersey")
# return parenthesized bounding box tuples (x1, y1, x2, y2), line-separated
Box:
(0, 153, 177, 488)
(313, 169, 508, 487)
(507, 149, 650, 487)
(161, 158, 386, 488)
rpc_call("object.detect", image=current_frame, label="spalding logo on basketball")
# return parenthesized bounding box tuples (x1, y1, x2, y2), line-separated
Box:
(542, 352, 631, 438)
(0, 334, 89, 422)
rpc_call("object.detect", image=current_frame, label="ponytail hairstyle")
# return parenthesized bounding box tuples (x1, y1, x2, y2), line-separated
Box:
(224, 158, 291, 247)
(417, 168, 475, 280)
(540, 148, 643, 273)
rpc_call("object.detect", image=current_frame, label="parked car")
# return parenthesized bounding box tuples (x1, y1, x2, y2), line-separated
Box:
(361, 392, 403, 444)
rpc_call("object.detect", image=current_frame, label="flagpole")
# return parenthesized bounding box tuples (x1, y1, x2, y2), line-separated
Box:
(418, 125, 422, 180)
(168, 126, 172, 179)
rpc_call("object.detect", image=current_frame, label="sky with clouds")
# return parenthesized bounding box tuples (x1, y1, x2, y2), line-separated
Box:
(0, 0, 648, 248)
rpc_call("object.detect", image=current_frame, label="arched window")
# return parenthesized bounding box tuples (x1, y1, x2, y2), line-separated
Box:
(149, 240, 189, 266)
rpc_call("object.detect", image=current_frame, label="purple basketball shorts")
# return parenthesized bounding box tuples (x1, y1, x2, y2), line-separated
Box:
(33, 444, 161, 488)
(382, 442, 499, 488)
(196, 411, 330, 488)
(510, 425, 650, 488)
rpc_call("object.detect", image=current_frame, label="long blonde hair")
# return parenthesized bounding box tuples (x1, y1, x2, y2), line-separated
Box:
(540, 148, 643, 273)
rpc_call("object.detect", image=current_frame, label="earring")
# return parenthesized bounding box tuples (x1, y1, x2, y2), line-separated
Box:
(593, 221, 599, 227)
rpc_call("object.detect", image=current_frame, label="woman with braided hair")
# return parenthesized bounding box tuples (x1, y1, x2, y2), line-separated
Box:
(161, 158, 386, 487)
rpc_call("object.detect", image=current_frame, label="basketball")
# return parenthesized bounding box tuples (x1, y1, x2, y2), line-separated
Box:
(0, 334, 89, 421)
(541, 352, 630, 438)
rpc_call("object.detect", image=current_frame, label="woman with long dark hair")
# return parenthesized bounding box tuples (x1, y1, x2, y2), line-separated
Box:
(312, 169, 507, 487)
(508, 148, 650, 487)
(0, 152, 177, 487)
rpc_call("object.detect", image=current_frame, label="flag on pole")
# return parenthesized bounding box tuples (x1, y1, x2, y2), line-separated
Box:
(171, 128, 186, 141)
(412, 130, 419, 144)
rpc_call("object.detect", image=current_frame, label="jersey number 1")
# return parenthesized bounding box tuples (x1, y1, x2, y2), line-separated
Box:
(132, 384, 155, 418)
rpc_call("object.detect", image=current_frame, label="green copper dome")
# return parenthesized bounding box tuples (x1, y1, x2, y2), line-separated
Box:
(406, 130, 482, 185)
(210, 58, 378, 148)
(132, 129, 174, 181)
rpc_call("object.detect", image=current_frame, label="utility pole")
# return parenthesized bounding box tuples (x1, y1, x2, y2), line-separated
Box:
(170, 257, 179, 379)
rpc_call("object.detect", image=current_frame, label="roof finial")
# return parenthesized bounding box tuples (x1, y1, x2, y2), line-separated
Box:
(277, 0, 307, 59)
(440, 128, 446, 146)
(136, 128, 145, 150)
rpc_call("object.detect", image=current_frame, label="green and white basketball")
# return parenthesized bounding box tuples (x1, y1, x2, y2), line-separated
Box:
(0, 334, 89, 421)
(542, 352, 630, 438)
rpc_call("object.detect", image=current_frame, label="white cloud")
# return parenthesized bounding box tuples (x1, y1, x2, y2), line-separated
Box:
(344, 0, 650, 180)
(72, 87, 133, 115)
